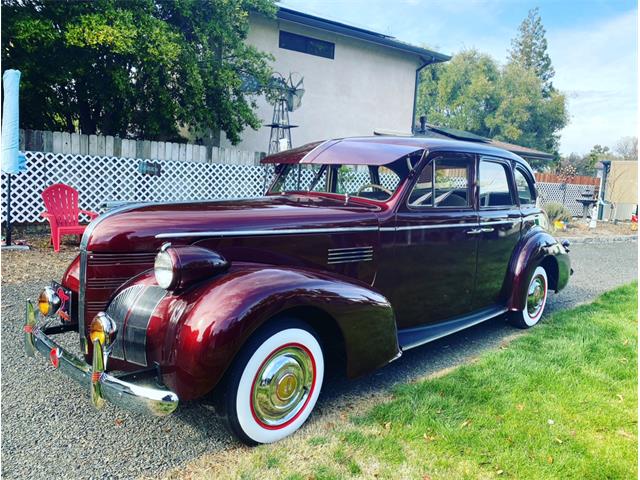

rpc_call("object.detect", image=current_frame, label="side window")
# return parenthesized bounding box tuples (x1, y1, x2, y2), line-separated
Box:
(407, 161, 433, 206)
(408, 154, 471, 208)
(435, 159, 470, 207)
(514, 168, 536, 205)
(479, 159, 515, 207)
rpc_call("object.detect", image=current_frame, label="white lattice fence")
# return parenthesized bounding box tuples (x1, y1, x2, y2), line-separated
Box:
(1, 152, 270, 224)
(537, 182, 596, 217)
(2, 152, 597, 225)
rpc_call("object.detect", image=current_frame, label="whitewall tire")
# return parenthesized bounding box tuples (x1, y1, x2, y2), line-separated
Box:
(509, 266, 548, 329)
(223, 319, 324, 445)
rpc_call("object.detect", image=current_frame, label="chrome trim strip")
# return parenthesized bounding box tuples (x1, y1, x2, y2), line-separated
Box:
(480, 219, 522, 226)
(153, 219, 521, 241)
(381, 218, 522, 233)
(328, 251, 373, 257)
(155, 226, 379, 239)
(327, 246, 373, 252)
(380, 223, 476, 232)
(299, 139, 334, 163)
(327, 257, 373, 265)
(328, 248, 372, 255)
(123, 286, 167, 367)
(106, 285, 147, 361)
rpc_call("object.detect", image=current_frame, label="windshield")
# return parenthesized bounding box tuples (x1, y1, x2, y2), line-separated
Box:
(267, 153, 421, 202)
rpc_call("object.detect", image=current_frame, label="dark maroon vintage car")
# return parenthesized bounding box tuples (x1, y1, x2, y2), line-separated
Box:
(25, 136, 571, 444)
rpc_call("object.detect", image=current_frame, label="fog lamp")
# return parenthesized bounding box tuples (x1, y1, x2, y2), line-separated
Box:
(38, 286, 61, 317)
(89, 313, 117, 347)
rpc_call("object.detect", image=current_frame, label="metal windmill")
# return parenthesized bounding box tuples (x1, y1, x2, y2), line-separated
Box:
(265, 72, 305, 154)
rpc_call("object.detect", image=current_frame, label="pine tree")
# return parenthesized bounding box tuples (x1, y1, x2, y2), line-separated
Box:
(508, 8, 555, 95)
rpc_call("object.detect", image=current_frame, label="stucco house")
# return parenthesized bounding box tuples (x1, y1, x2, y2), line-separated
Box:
(221, 7, 450, 152)
(598, 160, 638, 221)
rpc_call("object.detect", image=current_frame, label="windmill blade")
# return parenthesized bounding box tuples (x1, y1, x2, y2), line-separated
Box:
(287, 72, 304, 90)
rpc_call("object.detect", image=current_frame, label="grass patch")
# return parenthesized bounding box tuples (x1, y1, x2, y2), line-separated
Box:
(173, 283, 638, 479)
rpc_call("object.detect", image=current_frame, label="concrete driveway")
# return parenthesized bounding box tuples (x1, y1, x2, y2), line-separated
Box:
(1, 241, 636, 479)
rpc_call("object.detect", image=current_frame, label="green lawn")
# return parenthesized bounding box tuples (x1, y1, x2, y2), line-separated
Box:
(175, 283, 638, 480)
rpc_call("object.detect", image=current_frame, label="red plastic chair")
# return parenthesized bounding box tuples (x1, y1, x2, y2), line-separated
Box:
(41, 183, 99, 252)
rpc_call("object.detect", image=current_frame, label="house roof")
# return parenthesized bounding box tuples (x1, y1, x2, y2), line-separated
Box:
(261, 136, 535, 173)
(276, 7, 451, 63)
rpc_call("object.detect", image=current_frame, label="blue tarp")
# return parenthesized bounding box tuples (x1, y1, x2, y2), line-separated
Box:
(1, 69, 26, 174)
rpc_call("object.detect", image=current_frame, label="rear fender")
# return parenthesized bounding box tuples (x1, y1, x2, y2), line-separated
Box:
(162, 265, 399, 400)
(505, 228, 571, 311)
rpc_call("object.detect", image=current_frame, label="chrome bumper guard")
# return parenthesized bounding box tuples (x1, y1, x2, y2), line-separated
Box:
(24, 301, 179, 416)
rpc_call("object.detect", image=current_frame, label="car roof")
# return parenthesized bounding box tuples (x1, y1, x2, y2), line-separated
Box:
(261, 136, 534, 173)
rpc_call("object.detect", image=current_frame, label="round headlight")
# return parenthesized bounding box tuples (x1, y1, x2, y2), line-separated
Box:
(154, 247, 176, 290)
(38, 286, 61, 317)
(89, 313, 117, 347)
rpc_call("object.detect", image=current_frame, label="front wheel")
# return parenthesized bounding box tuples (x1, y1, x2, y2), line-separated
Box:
(509, 265, 549, 329)
(223, 319, 324, 445)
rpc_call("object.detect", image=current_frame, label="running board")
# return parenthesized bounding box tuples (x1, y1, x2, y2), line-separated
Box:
(397, 306, 508, 351)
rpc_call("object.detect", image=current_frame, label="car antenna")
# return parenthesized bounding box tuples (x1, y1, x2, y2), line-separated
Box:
(344, 192, 350, 205)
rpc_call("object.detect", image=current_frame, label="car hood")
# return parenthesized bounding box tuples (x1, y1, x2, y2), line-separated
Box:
(85, 194, 382, 252)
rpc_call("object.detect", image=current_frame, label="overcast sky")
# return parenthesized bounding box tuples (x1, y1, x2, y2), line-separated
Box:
(279, 0, 638, 155)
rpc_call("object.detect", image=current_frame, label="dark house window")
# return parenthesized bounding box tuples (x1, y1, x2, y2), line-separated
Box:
(279, 31, 335, 59)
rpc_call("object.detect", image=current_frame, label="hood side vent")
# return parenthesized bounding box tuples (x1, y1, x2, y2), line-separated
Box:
(327, 246, 373, 265)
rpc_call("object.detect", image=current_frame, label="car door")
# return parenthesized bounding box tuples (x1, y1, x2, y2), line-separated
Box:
(473, 156, 523, 310)
(385, 151, 479, 329)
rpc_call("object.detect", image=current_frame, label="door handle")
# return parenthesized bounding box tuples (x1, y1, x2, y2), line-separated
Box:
(467, 227, 494, 235)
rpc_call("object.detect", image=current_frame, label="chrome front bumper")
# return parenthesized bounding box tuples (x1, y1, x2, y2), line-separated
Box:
(24, 301, 179, 416)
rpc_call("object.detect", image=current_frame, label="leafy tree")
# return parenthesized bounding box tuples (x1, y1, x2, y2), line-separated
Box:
(508, 7, 555, 95)
(416, 50, 567, 168)
(560, 138, 636, 176)
(489, 62, 567, 155)
(416, 50, 500, 136)
(559, 153, 596, 176)
(1, 0, 277, 143)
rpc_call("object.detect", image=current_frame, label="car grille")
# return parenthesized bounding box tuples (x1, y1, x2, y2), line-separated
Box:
(80, 252, 156, 349)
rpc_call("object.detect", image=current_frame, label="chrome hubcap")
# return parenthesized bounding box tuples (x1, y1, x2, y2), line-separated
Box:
(527, 275, 546, 318)
(252, 346, 314, 427)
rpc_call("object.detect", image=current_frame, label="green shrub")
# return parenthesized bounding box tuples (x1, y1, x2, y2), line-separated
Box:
(543, 202, 572, 223)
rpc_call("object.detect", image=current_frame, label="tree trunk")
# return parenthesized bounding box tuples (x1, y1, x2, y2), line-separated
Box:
(76, 80, 96, 134)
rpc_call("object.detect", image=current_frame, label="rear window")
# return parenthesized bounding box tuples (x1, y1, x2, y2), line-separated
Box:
(479, 159, 515, 207)
(514, 168, 536, 205)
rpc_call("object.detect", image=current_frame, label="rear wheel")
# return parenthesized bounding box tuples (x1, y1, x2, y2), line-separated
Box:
(223, 319, 324, 445)
(509, 265, 548, 329)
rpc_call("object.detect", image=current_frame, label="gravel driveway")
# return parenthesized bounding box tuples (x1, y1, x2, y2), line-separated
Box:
(1, 241, 637, 479)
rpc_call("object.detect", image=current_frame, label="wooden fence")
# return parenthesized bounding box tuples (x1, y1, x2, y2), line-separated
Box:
(18, 129, 265, 165)
(534, 172, 600, 186)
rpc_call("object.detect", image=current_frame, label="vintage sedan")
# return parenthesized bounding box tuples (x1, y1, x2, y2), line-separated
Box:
(25, 136, 571, 444)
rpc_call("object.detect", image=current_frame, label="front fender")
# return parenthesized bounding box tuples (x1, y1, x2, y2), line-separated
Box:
(505, 227, 571, 311)
(161, 265, 399, 400)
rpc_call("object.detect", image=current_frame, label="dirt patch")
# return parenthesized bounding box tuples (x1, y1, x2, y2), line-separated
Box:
(555, 220, 636, 238)
(1, 233, 78, 284)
